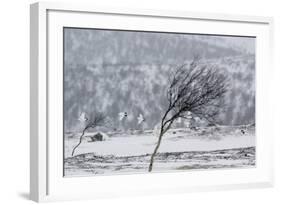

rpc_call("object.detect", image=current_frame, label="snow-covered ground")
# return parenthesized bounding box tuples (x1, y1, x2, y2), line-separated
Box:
(64, 126, 255, 176)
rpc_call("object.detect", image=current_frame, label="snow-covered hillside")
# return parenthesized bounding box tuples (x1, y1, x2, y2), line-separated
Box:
(64, 55, 255, 131)
(64, 28, 255, 132)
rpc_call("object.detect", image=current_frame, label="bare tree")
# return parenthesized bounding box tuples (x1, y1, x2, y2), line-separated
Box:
(71, 112, 106, 156)
(148, 58, 228, 172)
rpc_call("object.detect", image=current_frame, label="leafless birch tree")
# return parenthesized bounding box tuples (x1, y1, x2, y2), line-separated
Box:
(148, 57, 228, 172)
(71, 112, 106, 156)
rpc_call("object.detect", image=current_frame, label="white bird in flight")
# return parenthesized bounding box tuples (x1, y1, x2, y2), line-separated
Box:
(137, 114, 145, 124)
(78, 112, 88, 122)
(118, 112, 127, 121)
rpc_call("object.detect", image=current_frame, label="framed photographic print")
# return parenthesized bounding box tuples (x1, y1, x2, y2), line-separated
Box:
(30, 2, 274, 202)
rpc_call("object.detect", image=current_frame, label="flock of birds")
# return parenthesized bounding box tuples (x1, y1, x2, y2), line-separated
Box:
(78, 112, 145, 125)
(78, 111, 248, 135)
(78, 110, 200, 129)
(77, 111, 249, 139)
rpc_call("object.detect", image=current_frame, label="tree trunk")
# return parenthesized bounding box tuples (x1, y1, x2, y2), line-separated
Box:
(148, 131, 164, 172)
(71, 128, 87, 156)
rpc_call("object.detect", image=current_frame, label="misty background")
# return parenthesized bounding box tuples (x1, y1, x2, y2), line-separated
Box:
(64, 28, 255, 132)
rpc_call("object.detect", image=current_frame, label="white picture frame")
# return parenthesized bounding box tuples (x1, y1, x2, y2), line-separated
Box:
(30, 1, 274, 202)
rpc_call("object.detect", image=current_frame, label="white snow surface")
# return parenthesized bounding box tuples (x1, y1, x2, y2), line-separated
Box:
(65, 126, 255, 158)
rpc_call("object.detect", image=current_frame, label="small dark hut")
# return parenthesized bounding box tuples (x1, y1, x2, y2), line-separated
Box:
(88, 132, 103, 142)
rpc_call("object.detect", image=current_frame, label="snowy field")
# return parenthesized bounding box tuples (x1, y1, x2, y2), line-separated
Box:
(64, 125, 255, 176)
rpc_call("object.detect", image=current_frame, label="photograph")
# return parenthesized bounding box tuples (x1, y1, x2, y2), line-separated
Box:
(63, 28, 256, 177)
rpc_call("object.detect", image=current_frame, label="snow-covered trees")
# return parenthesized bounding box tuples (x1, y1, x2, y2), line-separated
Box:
(148, 57, 228, 172)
